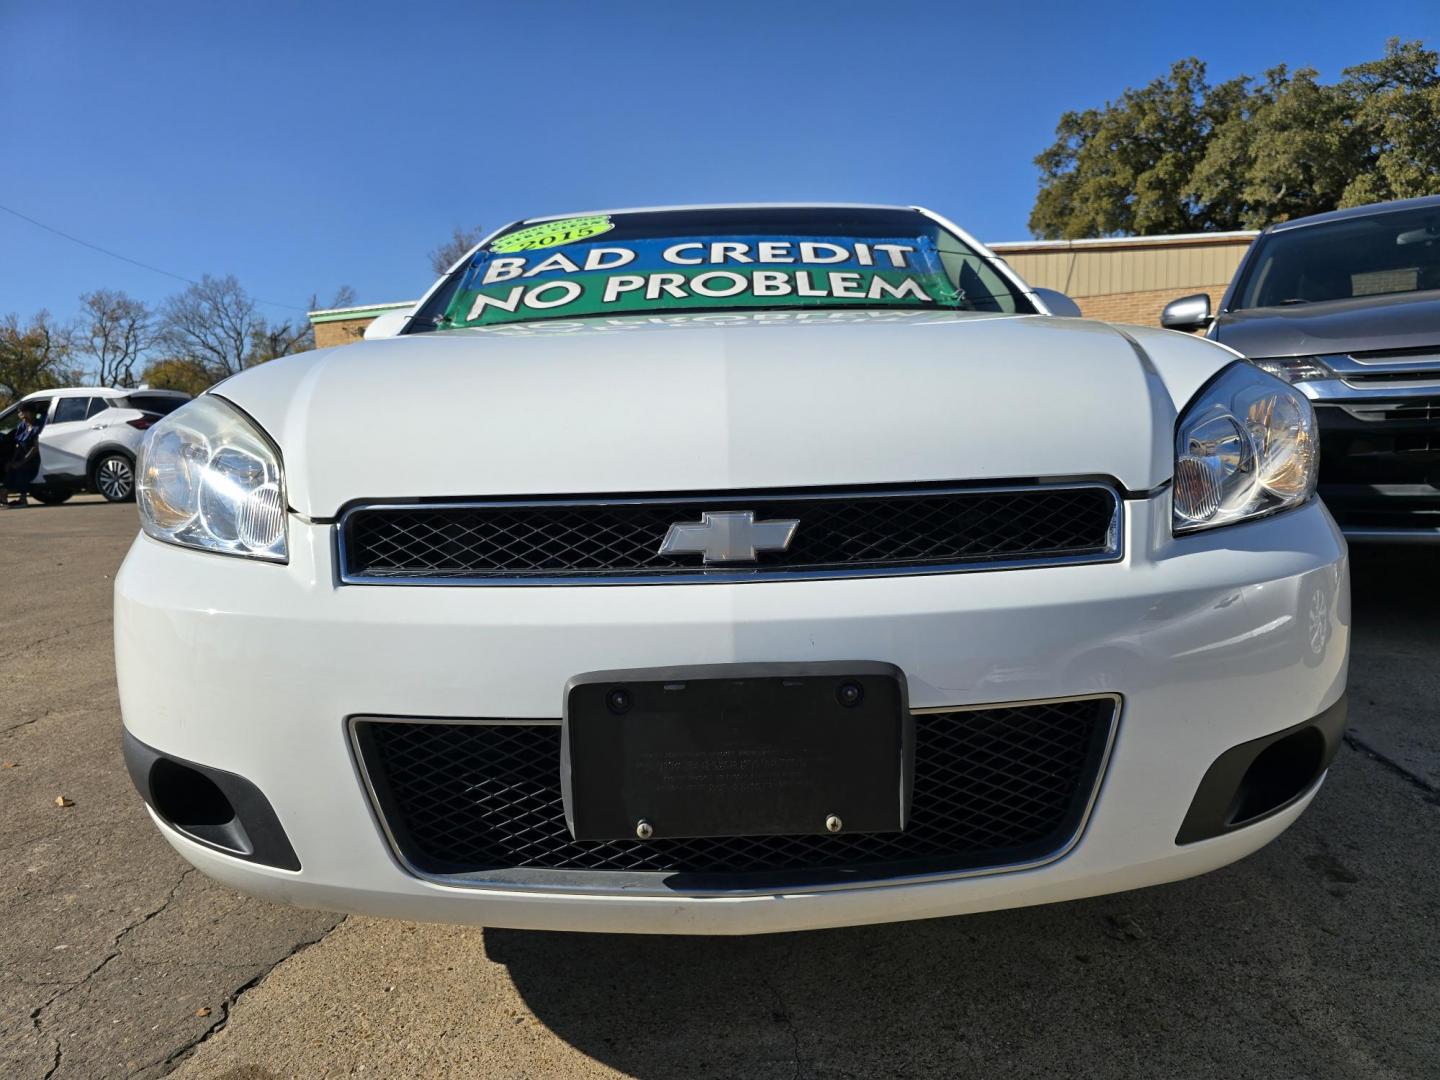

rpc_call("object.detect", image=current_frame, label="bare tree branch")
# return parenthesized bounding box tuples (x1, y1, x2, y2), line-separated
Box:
(429, 225, 486, 276)
(76, 289, 151, 387)
(157, 274, 259, 378)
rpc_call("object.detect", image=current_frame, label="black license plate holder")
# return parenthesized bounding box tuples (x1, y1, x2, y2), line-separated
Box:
(562, 662, 911, 842)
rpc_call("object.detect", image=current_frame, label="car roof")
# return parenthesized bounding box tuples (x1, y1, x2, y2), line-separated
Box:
(22, 387, 189, 400)
(520, 201, 925, 224)
(1269, 194, 1440, 233)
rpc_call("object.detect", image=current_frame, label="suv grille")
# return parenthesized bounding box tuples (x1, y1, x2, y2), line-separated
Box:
(339, 484, 1120, 584)
(353, 697, 1117, 889)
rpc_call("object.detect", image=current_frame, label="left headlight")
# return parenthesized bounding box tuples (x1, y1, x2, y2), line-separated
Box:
(1173, 361, 1319, 535)
(137, 395, 288, 562)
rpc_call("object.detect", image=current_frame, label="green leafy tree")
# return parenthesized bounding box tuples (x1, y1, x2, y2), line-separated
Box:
(1340, 39, 1440, 205)
(137, 356, 216, 397)
(1030, 39, 1440, 238)
(0, 311, 75, 407)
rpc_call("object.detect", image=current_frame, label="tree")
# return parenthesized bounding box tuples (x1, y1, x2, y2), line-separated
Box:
(1340, 39, 1440, 206)
(157, 277, 355, 380)
(429, 225, 485, 275)
(76, 289, 151, 388)
(157, 274, 260, 379)
(0, 311, 75, 407)
(137, 356, 216, 397)
(251, 285, 356, 362)
(1029, 39, 1440, 238)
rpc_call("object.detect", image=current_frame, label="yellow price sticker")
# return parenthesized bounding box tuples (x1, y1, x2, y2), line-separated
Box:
(490, 215, 615, 253)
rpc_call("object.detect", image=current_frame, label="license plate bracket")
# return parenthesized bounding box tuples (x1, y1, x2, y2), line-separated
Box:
(562, 662, 911, 842)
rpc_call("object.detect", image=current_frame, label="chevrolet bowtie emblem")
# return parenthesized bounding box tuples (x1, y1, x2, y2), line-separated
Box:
(658, 511, 800, 564)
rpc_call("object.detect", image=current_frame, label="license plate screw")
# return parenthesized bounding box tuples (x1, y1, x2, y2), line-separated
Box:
(635, 819, 654, 840)
(825, 814, 843, 834)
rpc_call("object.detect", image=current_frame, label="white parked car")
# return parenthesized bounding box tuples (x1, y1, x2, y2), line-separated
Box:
(0, 387, 191, 503)
(115, 205, 1349, 935)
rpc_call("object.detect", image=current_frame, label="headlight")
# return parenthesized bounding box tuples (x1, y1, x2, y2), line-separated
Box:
(1173, 362, 1319, 535)
(137, 395, 287, 561)
(1247, 355, 1330, 384)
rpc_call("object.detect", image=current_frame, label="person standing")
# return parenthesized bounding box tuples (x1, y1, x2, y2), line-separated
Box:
(1, 403, 43, 508)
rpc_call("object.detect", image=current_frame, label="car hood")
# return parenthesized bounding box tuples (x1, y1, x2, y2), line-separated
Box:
(217, 311, 1234, 518)
(1212, 290, 1440, 358)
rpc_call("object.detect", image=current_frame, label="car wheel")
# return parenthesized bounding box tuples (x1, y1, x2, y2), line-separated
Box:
(93, 454, 136, 502)
(30, 488, 73, 505)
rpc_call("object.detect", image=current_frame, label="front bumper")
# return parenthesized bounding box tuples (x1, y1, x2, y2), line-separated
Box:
(115, 495, 1350, 934)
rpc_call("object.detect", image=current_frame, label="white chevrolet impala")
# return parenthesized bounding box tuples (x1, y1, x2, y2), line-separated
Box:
(115, 204, 1349, 935)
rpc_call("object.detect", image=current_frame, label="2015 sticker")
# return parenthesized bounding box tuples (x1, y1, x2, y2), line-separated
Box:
(489, 215, 615, 253)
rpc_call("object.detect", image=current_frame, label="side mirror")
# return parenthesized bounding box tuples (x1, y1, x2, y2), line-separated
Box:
(363, 310, 412, 340)
(1032, 288, 1082, 318)
(1161, 293, 1212, 332)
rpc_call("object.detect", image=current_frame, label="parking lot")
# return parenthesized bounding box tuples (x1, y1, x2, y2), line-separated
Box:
(1, 497, 1436, 1079)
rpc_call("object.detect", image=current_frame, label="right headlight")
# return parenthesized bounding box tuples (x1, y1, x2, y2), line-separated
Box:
(1173, 361, 1319, 535)
(1247, 355, 1331, 384)
(137, 395, 288, 561)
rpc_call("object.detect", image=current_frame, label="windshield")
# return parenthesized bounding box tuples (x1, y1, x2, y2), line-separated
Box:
(1234, 204, 1440, 310)
(405, 207, 1033, 333)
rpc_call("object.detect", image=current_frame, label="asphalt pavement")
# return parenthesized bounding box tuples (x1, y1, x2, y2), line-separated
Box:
(2, 498, 1437, 1079)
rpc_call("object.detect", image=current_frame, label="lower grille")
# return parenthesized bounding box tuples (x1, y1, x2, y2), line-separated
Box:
(1339, 398, 1440, 423)
(353, 697, 1117, 889)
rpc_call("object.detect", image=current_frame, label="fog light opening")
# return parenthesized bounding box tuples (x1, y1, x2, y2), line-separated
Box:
(1229, 726, 1326, 826)
(149, 758, 251, 854)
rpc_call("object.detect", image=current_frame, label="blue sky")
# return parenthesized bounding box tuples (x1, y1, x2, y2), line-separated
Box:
(3, 1, 1436, 321)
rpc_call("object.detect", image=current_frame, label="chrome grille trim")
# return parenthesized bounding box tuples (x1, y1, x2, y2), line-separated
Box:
(1316, 349, 1440, 393)
(335, 482, 1125, 586)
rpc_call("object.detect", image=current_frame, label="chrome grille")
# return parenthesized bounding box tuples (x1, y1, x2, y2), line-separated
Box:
(338, 483, 1121, 584)
(352, 696, 1118, 889)
(1330, 347, 1440, 389)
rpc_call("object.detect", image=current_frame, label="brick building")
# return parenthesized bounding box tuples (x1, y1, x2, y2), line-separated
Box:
(307, 231, 1258, 340)
(309, 301, 417, 349)
(988, 231, 1257, 323)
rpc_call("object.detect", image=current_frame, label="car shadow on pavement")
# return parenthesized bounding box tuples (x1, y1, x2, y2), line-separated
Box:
(482, 750, 1438, 1079)
(478, 548, 1440, 1080)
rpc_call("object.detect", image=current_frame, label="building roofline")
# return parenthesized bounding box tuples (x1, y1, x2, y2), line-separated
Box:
(307, 300, 417, 323)
(988, 230, 1259, 253)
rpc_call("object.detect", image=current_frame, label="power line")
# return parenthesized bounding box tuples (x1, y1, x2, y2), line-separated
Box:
(0, 202, 309, 313)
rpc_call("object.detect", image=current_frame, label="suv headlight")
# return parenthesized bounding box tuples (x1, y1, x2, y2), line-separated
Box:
(1248, 355, 1331, 384)
(1173, 361, 1319, 535)
(137, 395, 287, 561)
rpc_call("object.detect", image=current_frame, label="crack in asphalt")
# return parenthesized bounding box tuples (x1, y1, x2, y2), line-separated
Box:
(0, 706, 60, 737)
(762, 977, 804, 1080)
(1344, 733, 1439, 801)
(28, 868, 197, 1071)
(143, 917, 344, 1078)
(0, 617, 110, 665)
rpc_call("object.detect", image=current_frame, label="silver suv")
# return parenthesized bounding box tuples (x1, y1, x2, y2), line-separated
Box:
(0, 387, 191, 503)
(1163, 195, 1440, 541)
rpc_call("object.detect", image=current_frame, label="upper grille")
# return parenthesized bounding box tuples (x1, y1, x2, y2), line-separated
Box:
(353, 697, 1117, 889)
(339, 484, 1120, 584)
(1331, 347, 1440, 388)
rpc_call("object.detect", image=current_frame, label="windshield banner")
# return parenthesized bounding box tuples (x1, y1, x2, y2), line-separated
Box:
(441, 235, 959, 327)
